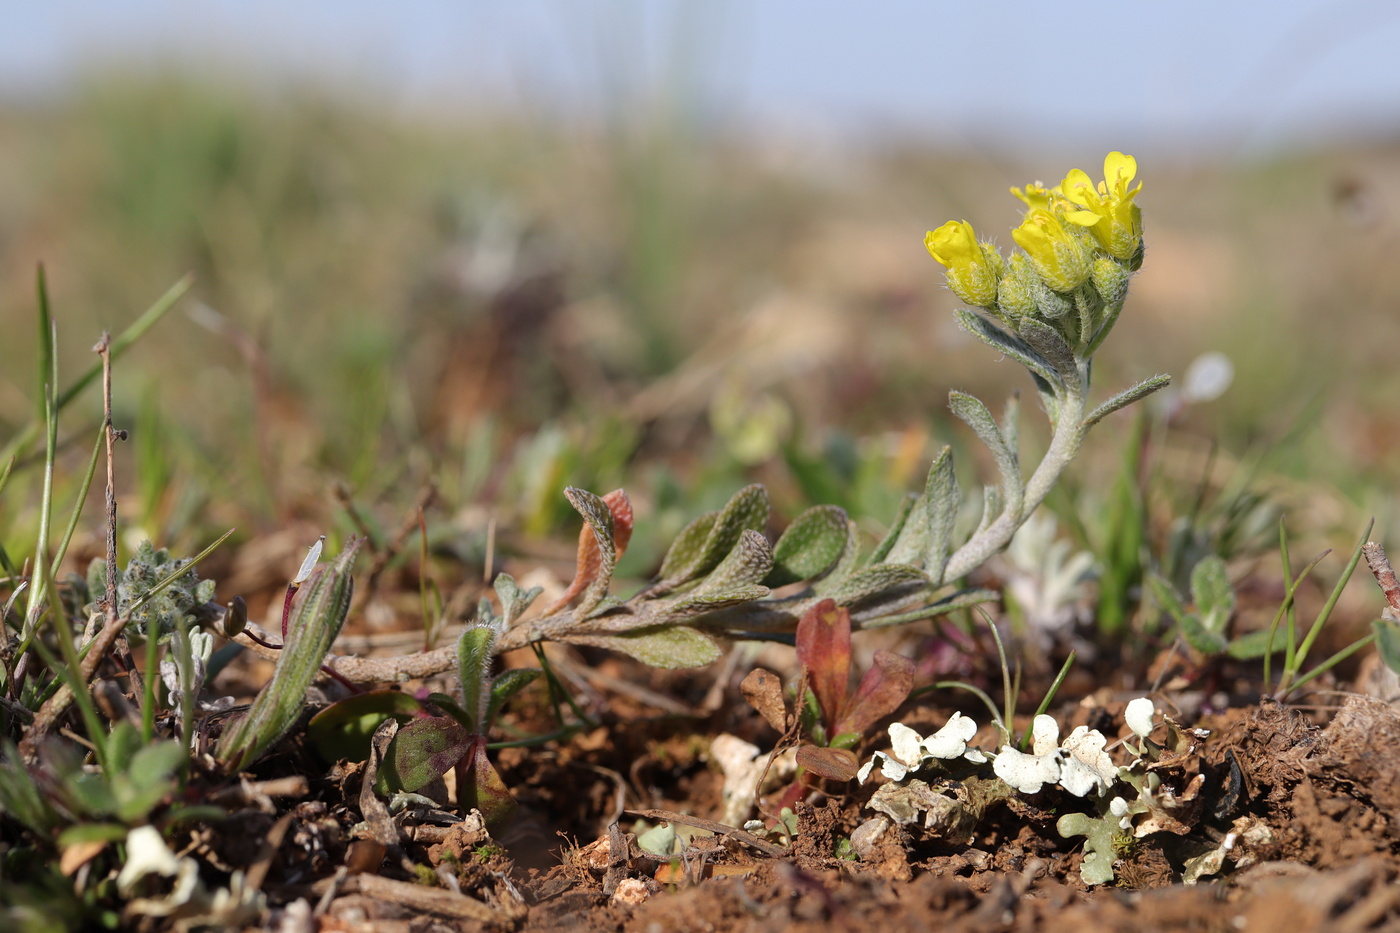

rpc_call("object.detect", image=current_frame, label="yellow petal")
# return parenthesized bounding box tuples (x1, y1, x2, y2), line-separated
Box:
(1063, 210, 1102, 227)
(1104, 151, 1137, 190)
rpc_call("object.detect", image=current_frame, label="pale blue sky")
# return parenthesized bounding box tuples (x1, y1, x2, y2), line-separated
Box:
(4, 1, 1399, 155)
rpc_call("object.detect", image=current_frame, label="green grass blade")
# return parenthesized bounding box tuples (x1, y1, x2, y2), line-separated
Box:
(1289, 520, 1372, 687)
(49, 424, 106, 579)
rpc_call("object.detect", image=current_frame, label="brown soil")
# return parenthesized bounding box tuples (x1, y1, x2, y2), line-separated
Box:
(238, 673, 1400, 933)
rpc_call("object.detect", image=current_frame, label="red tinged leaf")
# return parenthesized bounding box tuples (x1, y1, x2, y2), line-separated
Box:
(456, 738, 518, 833)
(795, 599, 851, 733)
(834, 649, 914, 738)
(795, 745, 860, 782)
(546, 489, 634, 614)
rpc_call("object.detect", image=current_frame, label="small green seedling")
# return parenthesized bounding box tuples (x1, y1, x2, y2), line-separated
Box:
(377, 573, 543, 832)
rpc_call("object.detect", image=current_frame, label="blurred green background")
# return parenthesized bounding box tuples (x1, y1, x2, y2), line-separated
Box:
(2, 5, 1399, 625)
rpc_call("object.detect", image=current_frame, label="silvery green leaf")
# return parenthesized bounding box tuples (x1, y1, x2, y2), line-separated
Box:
(882, 494, 928, 568)
(691, 529, 774, 595)
(584, 594, 627, 619)
(1018, 319, 1079, 384)
(1374, 617, 1400, 675)
(1082, 374, 1171, 431)
(828, 564, 929, 610)
(1000, 393, 1020, 462)
(976, 486, 1002, 537)
(651, 484, 770, 594)
(810, 519, 864, 596)
(1180, 615, 1228, 655)
(563, 625, 721, 669)
(217, 539, 361, 771)
(765, 505, 849, 586)
(563, 486, 617, 617)
(922, 447, 958, 586)
(1146, 574, 1188, 624)
(492, 573, 543, 629)
(956, 309, 1062, 391)
(858, 587, 999, 629)
(869, 493, 918, 565)
(664, 583, 772, 619)
(950, 391, 1022, 518)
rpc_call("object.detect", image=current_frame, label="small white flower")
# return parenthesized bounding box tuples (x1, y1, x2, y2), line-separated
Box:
(993, 744, 1062, 794)
(1125, 698, 1157, 739)
(921, 712, 978, 760)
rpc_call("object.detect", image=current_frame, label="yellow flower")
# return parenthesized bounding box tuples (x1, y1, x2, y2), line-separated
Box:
(925, 220, 1001, 308)
(1061, 151, 1143, 261)
(1012, 209, 1092, 292)
(1010, 182, 1058, 212)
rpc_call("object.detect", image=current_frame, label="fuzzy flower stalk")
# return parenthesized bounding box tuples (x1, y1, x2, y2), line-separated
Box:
(923, 152, 1166, 585)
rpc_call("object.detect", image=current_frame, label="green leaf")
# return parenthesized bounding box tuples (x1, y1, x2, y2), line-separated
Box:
(1018, 319, 1079, 384)
(664, 583, 772, 619)
(486, 668, 542, 730)
(1180, 614, 1228, 655)
(766, 505, 850, 587)
(955, 309, 1062, 391)
(380, 717, 473, 794)
(561, 487, 617, 616)
(1146, 573, 1188, 624)
(307, 691, 424, 763)
(869, 494, 918, 565)
(216, 540, 361, 771)
(1371, 616, 1400, 675)
(652, 485, 770, 593)
(456, 624, 497, 734)
(493, 573, 543, 628)
(57, 823, 128, 848)
(1083, 374, 1172, 430)
(1225, 629, 1289, 660)
(458, 742, 518, 834)
(811, 519, 864, 596)
(692, 529, 774, 595)
(949, 392, 1022, 519)
(1190, 556, 1235, 627)
(828, 563, 929, 610)
(564, 625, 721, 668)
(922, 446, 958, 585)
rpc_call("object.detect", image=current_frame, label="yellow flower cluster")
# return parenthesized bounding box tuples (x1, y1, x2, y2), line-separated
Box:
(925, 152, 1142, 310)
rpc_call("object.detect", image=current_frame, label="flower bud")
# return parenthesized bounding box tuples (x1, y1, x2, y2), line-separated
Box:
(996, 254, 1038, 324)
(925, 220, 1001, 308)
(1090, 257, 1131, 305)
(1012, 209, 1093, 293)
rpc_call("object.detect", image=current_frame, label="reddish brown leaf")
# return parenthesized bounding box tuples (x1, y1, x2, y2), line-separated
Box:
(741, 668, 789, 732)
(795, 598, 851, 734)
(795, 745, 859, 782)
(455, 738, 518, 834)
(547, 489, 634, 614)
(835, 649, 914, 738)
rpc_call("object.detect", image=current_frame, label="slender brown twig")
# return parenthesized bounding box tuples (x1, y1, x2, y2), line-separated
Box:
(1363, 540, 1400, 615)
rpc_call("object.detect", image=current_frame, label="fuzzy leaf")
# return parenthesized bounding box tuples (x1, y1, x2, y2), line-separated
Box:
(379, 716, 473, 794)
(949, 391, 1022, 518)
(485, 668, 542, 730)
(1147, 573, 1189, 624)
(796, 746, 859, 782)
(955, 309, 1062, 391)
(549, 487, 625, 617)
(869, 494, 918, 565)
(307, 691, 424, 764)
(1180, 615, 1228, 655)
(1083, 374, 1172, 430)
(829, 563, 929, 610)
(765, 505, 850, 586)
(692, 529, 774, 595)
(494, 573, 543, 627)
(1190, 556, 1234, 634)
(563, 625, 721, 668)
(922, 446, 958, 585)
(1018, 319, 1079, 383)
(664, 583, 772, 619)
(216, 540, 361, 771)
(1225, 629, 1287, 660)
(456, 624, 497, 734)
(796, 599, 851, 733)
(835, 650, 914, 737)
(653, 485, 770, 593)
(810, 519, 864, 596)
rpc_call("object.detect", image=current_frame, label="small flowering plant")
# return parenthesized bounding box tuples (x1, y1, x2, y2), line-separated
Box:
(855, 696, 1217, 886)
